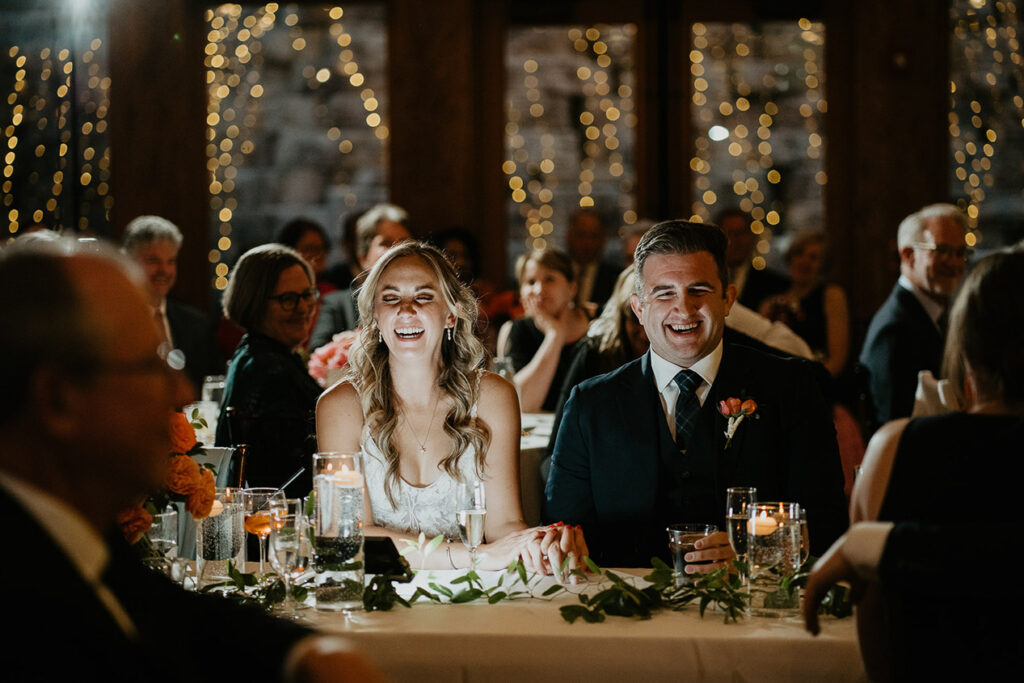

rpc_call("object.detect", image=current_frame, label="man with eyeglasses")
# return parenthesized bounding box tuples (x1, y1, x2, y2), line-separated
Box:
(860, 203, 969, 428)
(0, 239, 381, 682)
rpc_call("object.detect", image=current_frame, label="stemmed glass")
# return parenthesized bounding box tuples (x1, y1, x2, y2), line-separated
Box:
(725, 487, 757, 575)
(269, 498, 312, 617)
(457, 479, 487, 568)
(798, 506, 810, 568)
(242, 487, 285, 573)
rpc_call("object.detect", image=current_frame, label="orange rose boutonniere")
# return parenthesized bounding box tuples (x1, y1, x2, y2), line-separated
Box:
(718, 397, 758, 449)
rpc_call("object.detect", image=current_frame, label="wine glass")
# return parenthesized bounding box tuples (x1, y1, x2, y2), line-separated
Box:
(269, 498, 311, 617)
(725, 487, 756, 574)
(242, 487, 285, 573)
(457, 479, 487, 568)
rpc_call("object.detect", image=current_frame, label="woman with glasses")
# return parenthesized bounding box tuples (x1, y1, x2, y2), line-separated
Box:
(215, 244, 323, 496)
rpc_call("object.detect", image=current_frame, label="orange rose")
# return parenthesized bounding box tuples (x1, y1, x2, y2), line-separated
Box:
(170, 412, 197, 454)
(186, 467, 216, 519)
(166, 454, 201, 496)
(725, 397, 743, 415)
(117, 504, 153, 545)
(740, 399, 757, 415)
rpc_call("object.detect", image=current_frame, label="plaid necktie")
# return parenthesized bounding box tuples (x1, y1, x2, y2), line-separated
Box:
(673, 369, 703, 451)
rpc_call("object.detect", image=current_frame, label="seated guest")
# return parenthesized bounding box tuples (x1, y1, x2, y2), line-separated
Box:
(545, 220, 847, 567)
(760, 231, 850, 377)
(317, 242, 586, 573)
(718, 207, 790, 311)
(0, 239, 379, 682)
(497, 247, 590, 413)
(567, 208, 621, 309)
(859, 203, 968, 428)
(122, 215, 221, 390)
(277, 217, 338, 297)
(310, 204, 411, 350)
(215, 244, 323, 497)
(804, 248, 1023, 681)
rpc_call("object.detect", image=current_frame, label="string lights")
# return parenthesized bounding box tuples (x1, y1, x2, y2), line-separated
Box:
(949, 0, 1023, 248)
(3, 14, 110, 239)
(504, 25, 636, 252)
(691, 20, 826, 270)
(205, 3, 387, 290)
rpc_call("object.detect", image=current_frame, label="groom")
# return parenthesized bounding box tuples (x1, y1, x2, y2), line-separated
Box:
(544, 220, 847, 567)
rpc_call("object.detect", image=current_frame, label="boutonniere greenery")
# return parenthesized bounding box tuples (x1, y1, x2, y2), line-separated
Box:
(718, 397, 758, 449)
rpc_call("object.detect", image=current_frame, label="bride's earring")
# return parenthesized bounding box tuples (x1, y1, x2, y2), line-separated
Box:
(446, 327, 452, 342)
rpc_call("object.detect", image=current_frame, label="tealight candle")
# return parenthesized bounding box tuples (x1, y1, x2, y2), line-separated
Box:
(333, 465, 363, 488)
(750, 510, 777, 535)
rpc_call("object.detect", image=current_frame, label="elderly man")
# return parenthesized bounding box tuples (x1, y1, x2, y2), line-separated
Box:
(310, 203, 411, 349)
(544, 220, 847, 567)
(0, 240, 379, 682)
(567, 208, 620, 309)
(859, 203, 968, 427)
(122, 215, 220, 389)
(716, 208, 790, 311)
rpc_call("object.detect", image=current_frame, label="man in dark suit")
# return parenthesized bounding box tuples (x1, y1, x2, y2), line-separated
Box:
(858, 204, 967, 427)
(567, 208, 620, 310)
(0, 240, 379, 682)
(544, 220, 846, 568)
(123, 215, 221, 389)
(717, 208, 790, 311)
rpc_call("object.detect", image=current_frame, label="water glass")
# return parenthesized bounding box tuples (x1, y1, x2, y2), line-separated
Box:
(269, 498, 312, 617)
(747, 502, 802, 617)
(725, 486, 757, 571)
(147, 507, 179, 560)
(195, 487, 245, 589)
(666, 523, 718, 586)
(311, 452, 365, 612)
(241, 487, 285, 573)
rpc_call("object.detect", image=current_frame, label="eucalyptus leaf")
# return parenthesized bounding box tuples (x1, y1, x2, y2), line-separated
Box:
(424, 534, 444, 558)
(451, 588, 484, 604)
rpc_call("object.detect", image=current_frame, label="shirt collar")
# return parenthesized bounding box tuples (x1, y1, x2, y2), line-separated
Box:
(898, 274, 945, 326)
(650, 340, 724, 394)
(0, 471, 109, 583)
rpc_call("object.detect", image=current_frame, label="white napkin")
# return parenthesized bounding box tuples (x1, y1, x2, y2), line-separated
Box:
(911, 370, 960, 417)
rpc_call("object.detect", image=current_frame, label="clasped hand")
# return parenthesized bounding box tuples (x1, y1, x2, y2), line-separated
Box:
(684, 531, 736, 575)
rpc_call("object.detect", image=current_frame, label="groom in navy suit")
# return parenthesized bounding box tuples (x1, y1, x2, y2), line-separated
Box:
(544, 221, 847, 568)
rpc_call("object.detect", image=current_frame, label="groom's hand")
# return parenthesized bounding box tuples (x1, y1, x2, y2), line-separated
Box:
(685, 531, 735, 574)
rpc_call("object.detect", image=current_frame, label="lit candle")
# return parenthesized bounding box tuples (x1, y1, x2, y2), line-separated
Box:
(750, 510, 777, 535)
(333, 465, 363, 488)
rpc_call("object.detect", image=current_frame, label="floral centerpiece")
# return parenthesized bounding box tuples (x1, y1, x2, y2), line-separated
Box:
(308, 330, 360, 388)
(117, 411, 217, 544)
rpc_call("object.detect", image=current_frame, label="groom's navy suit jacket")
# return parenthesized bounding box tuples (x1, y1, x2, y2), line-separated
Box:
(544, 343, 848, 567)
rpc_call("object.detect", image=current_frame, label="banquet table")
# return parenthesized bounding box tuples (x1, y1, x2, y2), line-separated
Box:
(302, 568, 866, 683)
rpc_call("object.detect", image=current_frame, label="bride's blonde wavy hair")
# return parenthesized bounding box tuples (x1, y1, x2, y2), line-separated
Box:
(345, 241, 490, 507)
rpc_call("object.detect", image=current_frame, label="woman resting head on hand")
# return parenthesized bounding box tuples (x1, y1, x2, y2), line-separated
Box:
(317, 241, 587, 576)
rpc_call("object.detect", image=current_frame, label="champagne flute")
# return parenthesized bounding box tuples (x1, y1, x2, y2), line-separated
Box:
(242, 487, 285, 573)
(798, 506, 810, 568)
(725, 487, 756, 574)
(457, 479, 486, 568)
(269, 498, 311, 617)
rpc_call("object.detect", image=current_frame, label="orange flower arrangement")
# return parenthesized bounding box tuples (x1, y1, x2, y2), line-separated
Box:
(118, 411, 217, 545)
(116, 504, 153, 545)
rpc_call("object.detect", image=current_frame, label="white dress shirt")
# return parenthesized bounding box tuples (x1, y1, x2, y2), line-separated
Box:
(649, 341, 723, 440)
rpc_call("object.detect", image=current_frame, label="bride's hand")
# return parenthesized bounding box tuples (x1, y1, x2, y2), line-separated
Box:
(533, 523, 590, 584)
(476, 527, 548, 571)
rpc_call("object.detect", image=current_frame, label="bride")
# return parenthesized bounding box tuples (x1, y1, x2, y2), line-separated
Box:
(317, 241, 586, 572)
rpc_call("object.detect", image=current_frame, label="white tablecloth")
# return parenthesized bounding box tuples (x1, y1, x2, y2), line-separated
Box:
(304, 568, 866, 683)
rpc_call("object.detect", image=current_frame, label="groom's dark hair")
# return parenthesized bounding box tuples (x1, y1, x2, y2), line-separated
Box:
(633, 219, 729, 298)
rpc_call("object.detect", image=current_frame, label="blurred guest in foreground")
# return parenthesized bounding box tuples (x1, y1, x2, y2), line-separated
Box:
(0, 239, 380, 683)
(498, 247, 590, 413)
(317, 241, 586, 574)
(122, 215, 221, 390)
(859, 203, 968, 428)
(311, 203, 411, 350)
(804, 247, 1023, 681)
(760, 231, 849, 377)
(215, 244, 323, 496)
